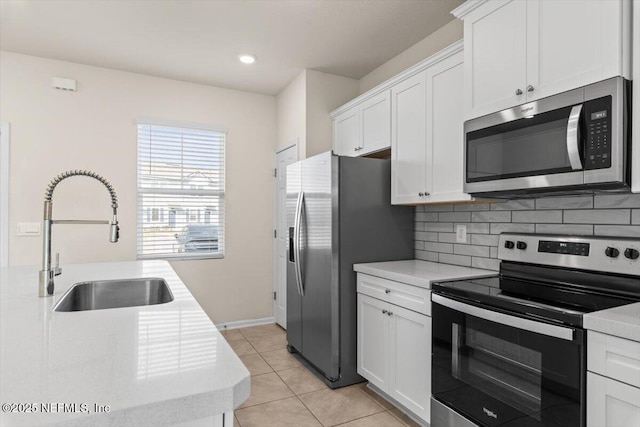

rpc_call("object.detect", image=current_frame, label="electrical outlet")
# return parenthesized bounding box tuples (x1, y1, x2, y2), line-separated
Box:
(456, 225, 467, 243)
(17, 222, 41, 236)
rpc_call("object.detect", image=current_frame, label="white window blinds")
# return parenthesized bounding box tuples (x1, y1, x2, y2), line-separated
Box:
(137, 122, 225, 259)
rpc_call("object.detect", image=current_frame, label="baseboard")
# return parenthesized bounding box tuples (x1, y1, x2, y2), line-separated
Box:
(215, 316, 276, 331)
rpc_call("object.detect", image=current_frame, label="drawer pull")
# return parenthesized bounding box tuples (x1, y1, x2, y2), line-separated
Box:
(382, 309, 388, 314)
(385, 289, 391, 294)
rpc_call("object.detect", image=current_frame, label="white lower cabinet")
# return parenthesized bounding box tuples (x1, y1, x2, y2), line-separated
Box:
(587, 372, 640, 427)
(388, 304, 431, 420)
(357, 293, 390, 390)
(357, 276, 431, 423)
(587, 330, 640, 427)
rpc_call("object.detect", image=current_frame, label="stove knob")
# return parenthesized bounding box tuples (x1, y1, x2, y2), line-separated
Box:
(605, 247, 620, 258)
(516, 241, 527, 250)
(504, 240, 515, 249)
(624, 248, 639, 260)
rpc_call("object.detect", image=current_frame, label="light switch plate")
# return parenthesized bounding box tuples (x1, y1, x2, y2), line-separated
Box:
(456, 225, 467, 243)
(17, 222, 41, 236)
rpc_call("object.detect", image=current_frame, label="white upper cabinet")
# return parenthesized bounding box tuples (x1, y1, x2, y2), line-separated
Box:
(454, 0, 631, 120)
(461, 0, 527, 119)
(332, 90, 391, 157)
(425, 50, 472, 204)
(391, 42, 472, 205)
(360, 90, 391, 154)
(333, 108, 360, 156)
(391, 72, 427, 204)
(527, 0, 630, 102)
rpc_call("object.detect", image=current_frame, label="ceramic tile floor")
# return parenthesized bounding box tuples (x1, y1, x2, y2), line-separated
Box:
(221, 324, 421, 427)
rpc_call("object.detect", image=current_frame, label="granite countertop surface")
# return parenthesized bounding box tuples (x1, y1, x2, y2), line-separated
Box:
(353, 259, 497, 289)
(584, 302, 640, 342)
(0, 260, 250, 427)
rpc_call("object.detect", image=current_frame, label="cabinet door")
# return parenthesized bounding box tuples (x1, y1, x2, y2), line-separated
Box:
(391, 71, 427, 204)
(360, 90, 391, 155)
(587, 372, 640, 427)
(463, 0, 527, 119)
(333, 108, 360, 157)
(388, 305, 431, 423)
(357, 294, 389, 391)
(425, 50, 472, 204)
(527, 0, 629, 102)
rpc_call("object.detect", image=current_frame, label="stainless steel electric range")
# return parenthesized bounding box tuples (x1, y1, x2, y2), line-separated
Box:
(431, 233, 640, 427)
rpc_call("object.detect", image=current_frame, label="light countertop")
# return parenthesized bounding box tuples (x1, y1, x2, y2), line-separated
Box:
(353, 259, 496, 289)
(584, 302, 640, 342)
(0, 261, 250, 427)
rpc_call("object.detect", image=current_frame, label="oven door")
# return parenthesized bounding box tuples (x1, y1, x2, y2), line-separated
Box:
(431, 294, 585, 427)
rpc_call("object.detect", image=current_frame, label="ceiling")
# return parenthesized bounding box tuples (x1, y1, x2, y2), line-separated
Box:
(0, 0, 463, 95)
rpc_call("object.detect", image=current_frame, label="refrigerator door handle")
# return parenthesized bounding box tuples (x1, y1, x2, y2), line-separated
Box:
(293, 191, 304, 296)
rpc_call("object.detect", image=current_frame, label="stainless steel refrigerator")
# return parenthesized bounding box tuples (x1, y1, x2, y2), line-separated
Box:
(286, 151, 413, 388)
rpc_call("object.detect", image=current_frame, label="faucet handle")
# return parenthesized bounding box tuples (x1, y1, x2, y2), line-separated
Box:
(54, 253, 62, 276)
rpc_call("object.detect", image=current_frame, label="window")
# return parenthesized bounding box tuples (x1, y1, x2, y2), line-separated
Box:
(137, 121, 225, 259)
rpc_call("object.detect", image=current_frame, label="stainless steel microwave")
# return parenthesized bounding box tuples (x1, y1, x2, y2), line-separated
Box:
(463, 77, 631, 197)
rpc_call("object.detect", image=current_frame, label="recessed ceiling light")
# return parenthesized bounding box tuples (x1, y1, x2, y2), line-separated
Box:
(239, 54, 256, 64)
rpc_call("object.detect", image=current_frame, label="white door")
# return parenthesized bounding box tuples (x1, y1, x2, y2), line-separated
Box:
(425, 50, 471, 204)
(360, 90, 391, 155)
(388, 304, 431, 423)
(526, 0, 627, 102)
(0, 123, 9, 269)
(274, 143, 298, 328)
(391, 71, 427, 204)
(587, 372, 640, 427)
(463, 0, 526, 119)
(357, 294, 390, 391)
(333, 108, 360, 157)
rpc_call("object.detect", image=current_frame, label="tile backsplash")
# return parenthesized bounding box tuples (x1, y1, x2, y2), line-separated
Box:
(414, 194, 640, 271)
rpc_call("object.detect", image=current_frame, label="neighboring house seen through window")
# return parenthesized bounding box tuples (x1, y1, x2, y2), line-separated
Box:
(137, 121, 225, 259)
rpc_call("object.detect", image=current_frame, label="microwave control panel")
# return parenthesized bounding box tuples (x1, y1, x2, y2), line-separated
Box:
(584, 96, 612, 170)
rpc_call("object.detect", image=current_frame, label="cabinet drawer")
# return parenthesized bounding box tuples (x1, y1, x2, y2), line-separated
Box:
(588, 331, 640, 389)
(357, 274, 430, 316)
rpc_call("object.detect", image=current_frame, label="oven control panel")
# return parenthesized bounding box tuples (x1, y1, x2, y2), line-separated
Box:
(499, 233, 639, 275)
(538, 240, 590, 256)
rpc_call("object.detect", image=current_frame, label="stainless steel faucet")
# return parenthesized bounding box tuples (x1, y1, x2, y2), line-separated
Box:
(39, 170, 120, 297)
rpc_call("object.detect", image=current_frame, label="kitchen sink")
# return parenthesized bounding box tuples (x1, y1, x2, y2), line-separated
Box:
(53, 278, 174, 312)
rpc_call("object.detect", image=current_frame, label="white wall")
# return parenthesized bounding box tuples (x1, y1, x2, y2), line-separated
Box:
(306, 70, 358, 158)
(0, 51, 277, 323)
(358, 19, 463, 94)
(276, 71, 306, 157)
(276, 69, 358, 159)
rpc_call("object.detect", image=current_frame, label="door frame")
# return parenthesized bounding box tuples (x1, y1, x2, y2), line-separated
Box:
(273, 139, 298, 328)
(0, 123, 10, 268)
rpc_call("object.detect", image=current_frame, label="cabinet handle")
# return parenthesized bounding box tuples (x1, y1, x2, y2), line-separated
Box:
(515, 89, 523, 95)
(418, 192, 424, 197)
(387, 311, 393, 316)
(382, 309, 388, 314)
(385, 289, 391, 294)
(424, 192, 430, 196)
(527, 85, 535, 92)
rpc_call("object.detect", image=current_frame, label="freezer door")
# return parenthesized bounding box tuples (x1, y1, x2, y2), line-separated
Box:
(300, 151, 339, 379)
(286, 160, 302, 351)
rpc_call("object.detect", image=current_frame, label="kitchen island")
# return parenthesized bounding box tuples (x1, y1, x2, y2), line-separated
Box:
(0, 260, 250, 427)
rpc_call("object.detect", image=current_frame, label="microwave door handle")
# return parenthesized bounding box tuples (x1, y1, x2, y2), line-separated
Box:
(567, 104, 583, 170)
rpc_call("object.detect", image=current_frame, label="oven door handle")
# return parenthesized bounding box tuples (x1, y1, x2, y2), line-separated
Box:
(432, 294, 575, 341)
(566, 104, 583, 171)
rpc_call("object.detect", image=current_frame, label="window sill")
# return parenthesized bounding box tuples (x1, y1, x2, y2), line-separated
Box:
(137, 253, 225, 262)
